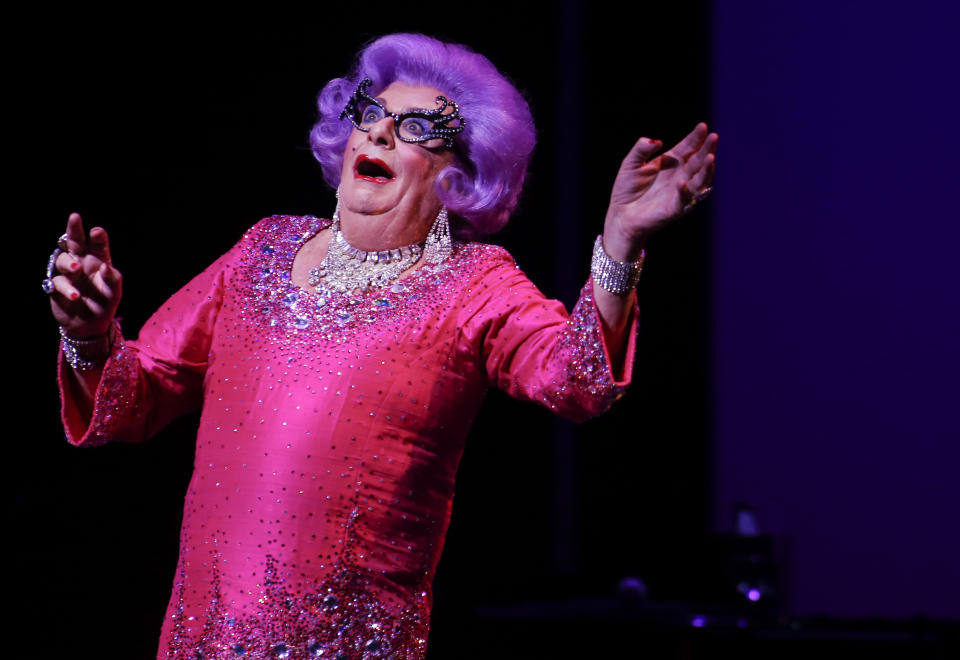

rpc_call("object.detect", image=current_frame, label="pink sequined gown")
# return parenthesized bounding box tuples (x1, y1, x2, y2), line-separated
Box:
(59, 215, 636, 659)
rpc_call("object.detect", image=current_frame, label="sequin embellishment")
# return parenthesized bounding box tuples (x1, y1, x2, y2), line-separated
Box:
(241, 217, 454, 349)
(59, 214, 637, 660)
(59, 339, 140, 447)
(165, 509, 429, 659)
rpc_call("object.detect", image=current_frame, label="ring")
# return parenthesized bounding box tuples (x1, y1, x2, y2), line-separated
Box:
(682, 186, 714, 214)
(58, 233, 70, 252)
(42, 248, 62, 295)
(693, 186, 713, 203)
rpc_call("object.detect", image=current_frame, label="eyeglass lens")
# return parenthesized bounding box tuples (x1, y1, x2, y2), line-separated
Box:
(358, 102, 435, 142)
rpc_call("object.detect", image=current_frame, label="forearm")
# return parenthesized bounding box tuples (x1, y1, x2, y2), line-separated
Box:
(67, 363, 104, 425)
(58, 342, 117, 446)
(593, 282, 637, 374)
(58, 319, 118, 427)
(592, 228, 645, 374)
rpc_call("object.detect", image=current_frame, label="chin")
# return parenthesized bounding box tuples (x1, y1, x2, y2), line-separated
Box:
(341, 186, 397, 216)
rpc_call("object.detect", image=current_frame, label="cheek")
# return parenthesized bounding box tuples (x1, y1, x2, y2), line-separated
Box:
(423, 157, 454, 193)
(342, 133, 362, 167)
(396, 152, 431, 183)
(412, 150, 449, 179)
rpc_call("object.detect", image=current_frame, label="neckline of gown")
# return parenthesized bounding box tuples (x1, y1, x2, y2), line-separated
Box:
(288, 215, 461, 303)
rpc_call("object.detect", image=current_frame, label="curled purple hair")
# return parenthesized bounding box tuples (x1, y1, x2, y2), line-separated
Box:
(310, 33, 536, 239)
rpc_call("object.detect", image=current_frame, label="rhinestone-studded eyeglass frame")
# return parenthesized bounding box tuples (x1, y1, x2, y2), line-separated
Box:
(339, 78, 465, 149)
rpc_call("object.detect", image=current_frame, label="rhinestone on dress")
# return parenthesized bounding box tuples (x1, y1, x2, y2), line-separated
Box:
(61, 214, 635, 660)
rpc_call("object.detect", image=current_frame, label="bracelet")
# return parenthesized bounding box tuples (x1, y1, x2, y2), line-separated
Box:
(591, 235, 644, 295)
(60, 321, 119, 371)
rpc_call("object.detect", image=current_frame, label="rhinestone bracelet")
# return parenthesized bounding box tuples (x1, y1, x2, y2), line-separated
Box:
(60, 321, 119, 371)
(591, 235, 645, 296)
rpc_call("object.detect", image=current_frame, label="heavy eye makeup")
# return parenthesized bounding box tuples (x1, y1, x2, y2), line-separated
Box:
(399, 117, 432, 139)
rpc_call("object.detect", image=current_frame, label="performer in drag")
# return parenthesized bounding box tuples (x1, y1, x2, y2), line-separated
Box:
(47, 33, 716, 659)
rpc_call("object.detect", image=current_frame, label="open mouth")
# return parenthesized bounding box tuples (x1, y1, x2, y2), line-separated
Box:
(354, 155, 395, 183)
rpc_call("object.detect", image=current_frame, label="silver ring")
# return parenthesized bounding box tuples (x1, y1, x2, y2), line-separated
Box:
(58, 233, 70, 252)
(693, 186, 713, 204)
(682, 186, 714, 215)
(43, 248, 62, 295)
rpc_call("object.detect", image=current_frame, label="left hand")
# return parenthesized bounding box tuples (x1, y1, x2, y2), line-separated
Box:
(602, 122, 718, 261)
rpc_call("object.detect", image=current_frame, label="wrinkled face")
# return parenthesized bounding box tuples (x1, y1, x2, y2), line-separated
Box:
(338, 81, 456, 238)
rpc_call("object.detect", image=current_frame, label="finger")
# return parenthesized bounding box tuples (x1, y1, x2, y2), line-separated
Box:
(65, 212, 87, 254)
(91, 262, 122, 299)
(684, 132, 719, 176)
(689, 153, 716, 190)
(704, 131, 719, 155)
(51, 274, 83, 303)
(664, 122, 708, 164)
(77, 294, 108, 319)
(87, 226, 112, 264)
(622, 136, 663, 168)
(51, 291, 107, 326)
(55, 251, 84, 276)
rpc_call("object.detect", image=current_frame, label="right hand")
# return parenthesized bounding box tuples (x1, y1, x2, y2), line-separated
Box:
(50, 213, 123, 338)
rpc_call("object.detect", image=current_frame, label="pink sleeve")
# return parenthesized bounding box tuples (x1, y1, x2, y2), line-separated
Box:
(459, 250, 638, 422)
(58, 240, 242, 447)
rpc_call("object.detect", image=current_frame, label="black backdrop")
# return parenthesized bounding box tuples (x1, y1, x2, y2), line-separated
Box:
(17, 3, 709, 657)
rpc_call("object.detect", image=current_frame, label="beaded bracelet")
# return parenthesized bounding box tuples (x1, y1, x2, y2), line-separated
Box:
(591, 235, 645, 296)
(60, 321, 120, 371)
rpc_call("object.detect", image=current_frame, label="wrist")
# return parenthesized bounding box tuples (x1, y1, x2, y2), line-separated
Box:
(61, 316, 117, 342)
(601, 219, 648, 262)
(591, 235, 645, 296)
(61, 328, 111, 342)
(60, 321, 119, 371)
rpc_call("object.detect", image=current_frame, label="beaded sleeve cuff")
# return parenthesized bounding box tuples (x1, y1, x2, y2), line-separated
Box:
(539, 279, 634, 420)
(58, 322, 140, 447)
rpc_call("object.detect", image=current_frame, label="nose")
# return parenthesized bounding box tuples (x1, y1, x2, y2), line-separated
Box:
(367, 116, 396, 148)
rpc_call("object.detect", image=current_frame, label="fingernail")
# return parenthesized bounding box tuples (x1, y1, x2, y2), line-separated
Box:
(70, 261, 80, 271)
(70, 292, 79, 301)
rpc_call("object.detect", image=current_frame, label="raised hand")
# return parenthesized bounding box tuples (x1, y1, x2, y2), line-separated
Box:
(602, 123, 718, 261)
(49, 213, 123, 339)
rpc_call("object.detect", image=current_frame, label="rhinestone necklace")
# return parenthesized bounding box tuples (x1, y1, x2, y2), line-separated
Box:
(308, 219, 426, 295)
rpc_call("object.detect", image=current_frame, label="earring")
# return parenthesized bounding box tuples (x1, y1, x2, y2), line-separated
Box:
(333, 186, 341, 223)
(423, 206, 452, 265)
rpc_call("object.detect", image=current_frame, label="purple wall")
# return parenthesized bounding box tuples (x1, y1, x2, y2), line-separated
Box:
(711, 3, 959, 618)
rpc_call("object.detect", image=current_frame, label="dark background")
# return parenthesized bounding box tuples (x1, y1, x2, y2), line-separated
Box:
(710, 1, 960, 623)
(15, 1, 958, 658)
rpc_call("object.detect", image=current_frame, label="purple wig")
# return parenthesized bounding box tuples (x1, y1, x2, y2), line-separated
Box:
(310, 33, 536, 239)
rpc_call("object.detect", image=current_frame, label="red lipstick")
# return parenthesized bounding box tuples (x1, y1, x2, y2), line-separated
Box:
(353, 155, 395, 183)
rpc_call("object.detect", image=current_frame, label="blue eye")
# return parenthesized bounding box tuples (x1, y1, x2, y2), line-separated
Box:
(399, 117, 432, 140)
(360, 104, 385, 125)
